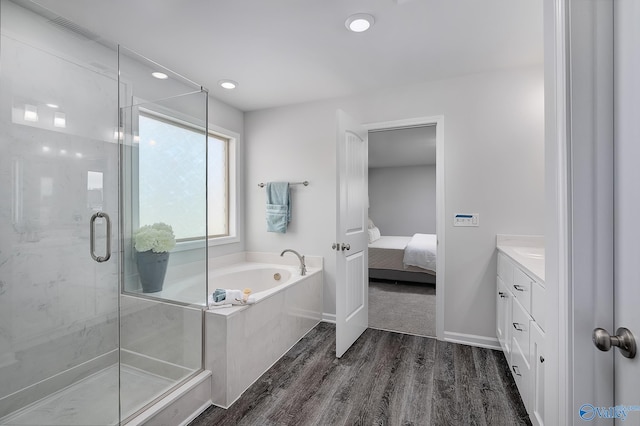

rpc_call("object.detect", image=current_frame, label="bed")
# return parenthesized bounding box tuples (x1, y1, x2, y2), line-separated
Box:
(368, 232, 437, 284)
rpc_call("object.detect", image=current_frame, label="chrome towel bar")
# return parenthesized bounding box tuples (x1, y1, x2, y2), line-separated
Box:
(258, 181, 309, 188)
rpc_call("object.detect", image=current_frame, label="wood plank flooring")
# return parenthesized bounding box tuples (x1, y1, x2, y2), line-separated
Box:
(189, 323, 530, 426)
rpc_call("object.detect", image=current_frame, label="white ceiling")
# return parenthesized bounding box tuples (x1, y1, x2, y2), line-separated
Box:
(33, 0, 543, 112)
(369, 126, 436, 168)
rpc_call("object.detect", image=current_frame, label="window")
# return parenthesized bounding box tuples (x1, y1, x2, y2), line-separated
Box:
(138, 111, 233, 242)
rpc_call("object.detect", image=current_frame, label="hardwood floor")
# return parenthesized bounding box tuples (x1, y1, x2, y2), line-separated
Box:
(189, 323, 530, 426)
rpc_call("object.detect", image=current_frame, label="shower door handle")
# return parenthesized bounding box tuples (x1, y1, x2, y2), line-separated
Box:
(90, 212, 111, 263)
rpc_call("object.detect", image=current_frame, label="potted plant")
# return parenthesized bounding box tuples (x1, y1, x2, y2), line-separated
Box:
(133, 222, 176, 293)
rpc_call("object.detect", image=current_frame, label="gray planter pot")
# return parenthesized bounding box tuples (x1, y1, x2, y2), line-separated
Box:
(136, 250, 170, 293)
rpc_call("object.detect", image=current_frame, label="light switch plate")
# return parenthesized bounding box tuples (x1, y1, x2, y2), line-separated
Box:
(454, 213, 479, 227)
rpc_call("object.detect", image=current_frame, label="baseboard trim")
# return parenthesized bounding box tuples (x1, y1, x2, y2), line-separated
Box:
(322, 313, 336, 324)
(443, 331, 501, 350)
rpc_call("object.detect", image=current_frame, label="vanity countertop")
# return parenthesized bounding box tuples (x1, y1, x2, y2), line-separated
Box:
(496, 234, 545, 284)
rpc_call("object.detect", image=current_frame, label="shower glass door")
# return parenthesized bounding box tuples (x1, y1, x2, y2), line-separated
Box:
(118, 46, 207, 422)
(0, 0, 121, 424)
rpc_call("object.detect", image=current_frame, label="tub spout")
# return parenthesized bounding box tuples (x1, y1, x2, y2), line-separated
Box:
(280, 249, 306, 276)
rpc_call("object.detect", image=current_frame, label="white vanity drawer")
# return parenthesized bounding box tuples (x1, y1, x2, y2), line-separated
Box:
(512, 298, 531, 364)
(513, 267, 533, 315)
(531, 281, 546, 331)
(510, 339, 531, 400)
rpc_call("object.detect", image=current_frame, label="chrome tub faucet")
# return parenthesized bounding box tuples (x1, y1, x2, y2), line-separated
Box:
(280, 249, 306, 276)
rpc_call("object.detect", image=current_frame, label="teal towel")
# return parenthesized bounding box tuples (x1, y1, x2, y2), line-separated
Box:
(213, 288, 226, 303)
(266, 182, 290, 233)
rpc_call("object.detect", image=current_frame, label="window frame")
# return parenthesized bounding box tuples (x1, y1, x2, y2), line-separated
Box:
(136, 107, 239, 250)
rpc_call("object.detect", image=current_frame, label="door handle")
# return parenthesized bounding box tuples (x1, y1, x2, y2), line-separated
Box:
(593, 327, 636, 359)
(332, 243, 351, 251)
(90, 212, 111, 263)
(498, 291, 507, 298)
(513, 285, 526, 292)
(512, 322, 524, 332)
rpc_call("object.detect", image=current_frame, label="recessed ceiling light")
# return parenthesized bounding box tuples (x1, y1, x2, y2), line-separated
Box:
(151, 72, 168, 80)
(345, 13, 375, 33)
(218, 79, 238, 90)
(46, 103, 59, 109)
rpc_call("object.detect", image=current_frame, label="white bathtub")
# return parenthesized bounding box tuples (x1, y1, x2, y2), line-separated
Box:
(152, 261, 309, 307)
(208, 263, 298, 303)
(204, 252, 323, 408)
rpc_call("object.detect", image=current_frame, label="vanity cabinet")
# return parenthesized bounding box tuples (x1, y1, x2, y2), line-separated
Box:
(530, 321, 545, 426)
(496, 251, 545, 426)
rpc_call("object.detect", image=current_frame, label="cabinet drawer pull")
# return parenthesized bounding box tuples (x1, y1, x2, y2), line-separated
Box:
(512, 365, 522, 376)
(513, 322, 524, 331)
(498, 291, 507, 298)
(513, 285, 526, 292)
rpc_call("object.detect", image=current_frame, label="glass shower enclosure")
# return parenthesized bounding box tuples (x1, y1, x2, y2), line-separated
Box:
(118, 45, 209, 421)
(0, 1, 208, 424)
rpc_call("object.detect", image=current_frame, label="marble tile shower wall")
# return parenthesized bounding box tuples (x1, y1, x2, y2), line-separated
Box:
(0, 5, 121, 416)
(0, 138, 120, 411)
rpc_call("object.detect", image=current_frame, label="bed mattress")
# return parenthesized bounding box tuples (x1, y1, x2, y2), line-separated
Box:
(368, 236, 435, 275)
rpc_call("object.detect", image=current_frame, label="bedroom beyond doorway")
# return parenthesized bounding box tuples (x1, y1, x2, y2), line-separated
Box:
(369, 279, 436, 337)
(366, 119, 442, 339)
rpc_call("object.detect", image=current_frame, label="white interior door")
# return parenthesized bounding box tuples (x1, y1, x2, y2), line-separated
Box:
(562, 1, 640, 423)
(613, 0, 640, 414)
(335, 109, 368, 358)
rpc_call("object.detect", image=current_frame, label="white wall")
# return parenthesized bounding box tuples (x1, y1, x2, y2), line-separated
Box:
(207, 96, 246, 258)
(244, 65, 544, 341)
(368, 165, 436, 235)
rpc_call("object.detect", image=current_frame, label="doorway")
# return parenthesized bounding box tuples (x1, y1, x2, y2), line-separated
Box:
(365, 116, 445, 340)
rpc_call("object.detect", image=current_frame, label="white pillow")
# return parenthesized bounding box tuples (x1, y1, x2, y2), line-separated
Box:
(368, 226, 381, 243)
(368, 218, 376, 229)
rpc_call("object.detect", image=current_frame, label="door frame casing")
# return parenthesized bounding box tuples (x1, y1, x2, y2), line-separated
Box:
(364, 115, 445, 340)
(545, 0, 615, 424)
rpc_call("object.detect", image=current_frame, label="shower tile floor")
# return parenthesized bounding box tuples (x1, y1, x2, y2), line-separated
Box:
(2, 364, 174, 426)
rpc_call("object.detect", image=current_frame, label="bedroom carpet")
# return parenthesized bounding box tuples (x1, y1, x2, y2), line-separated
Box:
(189, 322, 530, 426)
(368, 280, 436, 337)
